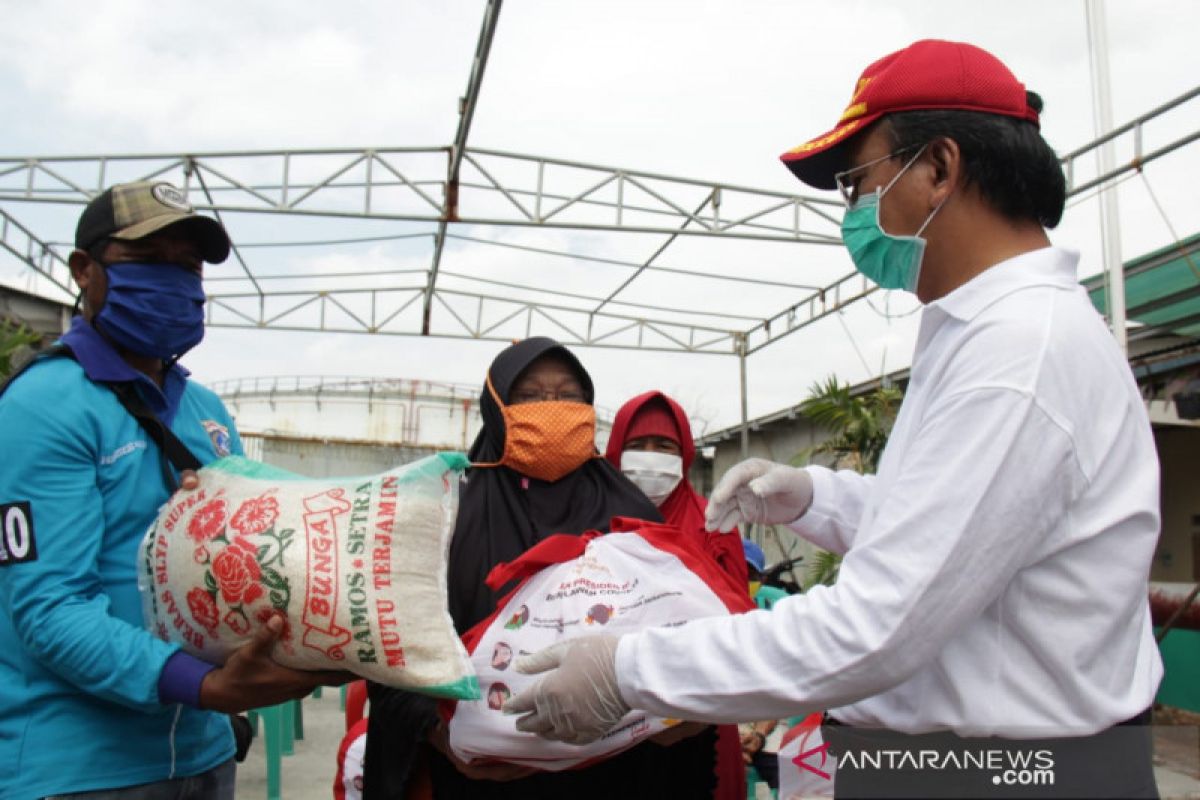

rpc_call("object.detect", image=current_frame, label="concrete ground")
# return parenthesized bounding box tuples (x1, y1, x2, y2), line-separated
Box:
(1156, 715, 1200, 800)
(235, 689, 345, 800)
(235, 693, 1200, 800)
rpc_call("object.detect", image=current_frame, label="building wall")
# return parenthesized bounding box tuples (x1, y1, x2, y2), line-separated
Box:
(225, 390, 614, 457)
(228, 388, 616, 480)
(0, 286, 72, 340)
(1153, 426, 1200, 582)
(240, 433, 436, 478)
(699, 417, 832, 586)
(225, 391, 482, 451)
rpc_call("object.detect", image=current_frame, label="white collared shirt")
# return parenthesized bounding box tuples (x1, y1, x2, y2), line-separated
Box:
(617, 247, 1162, 737)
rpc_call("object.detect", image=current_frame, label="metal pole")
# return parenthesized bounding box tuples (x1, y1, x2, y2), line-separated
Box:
(1087, 0, 1127, 353)
(738, 336, 750, 459)
(423, 0, 502, 335)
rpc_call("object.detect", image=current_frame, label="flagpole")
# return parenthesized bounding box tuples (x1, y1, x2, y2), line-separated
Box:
(1086, 0, 1127, 354)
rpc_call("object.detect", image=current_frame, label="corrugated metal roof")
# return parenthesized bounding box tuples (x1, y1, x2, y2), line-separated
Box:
(1084, 233, 1200, 340)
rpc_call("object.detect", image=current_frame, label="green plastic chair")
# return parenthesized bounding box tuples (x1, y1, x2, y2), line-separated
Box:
(247, 699, 301, 800)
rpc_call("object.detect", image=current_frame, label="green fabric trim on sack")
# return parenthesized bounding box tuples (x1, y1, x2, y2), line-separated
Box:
(425, 674, 482, 702)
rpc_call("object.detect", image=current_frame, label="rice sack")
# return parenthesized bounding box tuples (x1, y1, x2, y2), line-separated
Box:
(138, 452, 479, 699)
(444, 517, 754, 770)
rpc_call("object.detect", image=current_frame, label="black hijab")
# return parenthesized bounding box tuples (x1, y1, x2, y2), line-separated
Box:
(449, 336, 663, 631)
(367, 339, 722, 800)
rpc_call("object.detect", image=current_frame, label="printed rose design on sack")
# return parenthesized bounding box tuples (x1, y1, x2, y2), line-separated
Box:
(184, 491, 295, 641)
(230, 495, 279, 536)
(187, 587, 220, 634)
(213, 537, 265, 606)
(224, 608, 252, 635)
(187, 499, 227, 543)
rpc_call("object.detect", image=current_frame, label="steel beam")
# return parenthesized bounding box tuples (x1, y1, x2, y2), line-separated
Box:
(0, 83, 1197, 358)
(0, 148, 840, 242)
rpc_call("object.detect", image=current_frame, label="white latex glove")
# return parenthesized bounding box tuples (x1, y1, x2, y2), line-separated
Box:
(704, 458, 814, 533)
(503, 634, 628, 745)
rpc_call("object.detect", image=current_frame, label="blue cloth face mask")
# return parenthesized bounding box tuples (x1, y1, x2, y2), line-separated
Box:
(840, 148, 949, 293)
(95, 262, 206, 360)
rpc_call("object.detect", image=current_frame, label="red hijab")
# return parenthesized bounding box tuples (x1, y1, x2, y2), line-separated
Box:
(605, 391, 748, 587)
(606, 391, 749, 800)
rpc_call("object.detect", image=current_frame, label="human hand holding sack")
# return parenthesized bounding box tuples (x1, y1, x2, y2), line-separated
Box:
(505, 634, 627, 744)
(139, 452, 480, 700)
(200, 614, 353, 712)
(172, 469, 355, 712)
(705, 458, 814, 532)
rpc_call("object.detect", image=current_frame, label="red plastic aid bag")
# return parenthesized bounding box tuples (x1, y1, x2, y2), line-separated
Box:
(444, 517, 754, 771)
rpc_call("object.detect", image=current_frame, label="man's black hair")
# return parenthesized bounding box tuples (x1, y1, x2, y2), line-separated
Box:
(884, 91, 1066, 228)
(85, 237, 111, 262)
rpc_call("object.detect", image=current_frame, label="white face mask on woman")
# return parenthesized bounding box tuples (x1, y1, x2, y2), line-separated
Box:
(620, 450, 684, 505)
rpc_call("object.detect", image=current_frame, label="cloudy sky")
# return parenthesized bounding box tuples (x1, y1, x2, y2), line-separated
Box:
(2, 0, 1199, 436)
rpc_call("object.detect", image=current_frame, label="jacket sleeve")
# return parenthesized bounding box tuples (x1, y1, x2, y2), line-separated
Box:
(786, 465, 875, 555)
(0, 380, 178, 712)
(220, 399, 245, 458)
(617, 387, 1082, 723)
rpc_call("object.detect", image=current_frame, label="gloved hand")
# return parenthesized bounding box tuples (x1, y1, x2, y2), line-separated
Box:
(704, 458, 814, 533)
(503, 634, 628, 745)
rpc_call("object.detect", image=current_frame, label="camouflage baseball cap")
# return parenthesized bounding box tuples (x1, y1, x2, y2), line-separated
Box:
(74, 180, 231, 263)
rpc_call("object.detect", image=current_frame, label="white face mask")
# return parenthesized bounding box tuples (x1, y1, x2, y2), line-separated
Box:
(620, 450, 684, 505)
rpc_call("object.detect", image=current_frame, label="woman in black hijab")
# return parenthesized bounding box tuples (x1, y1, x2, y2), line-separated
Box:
(364, 337, 720, 799)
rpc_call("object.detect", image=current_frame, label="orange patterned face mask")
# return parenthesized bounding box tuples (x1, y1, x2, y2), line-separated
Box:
(474, 375, 597, 483)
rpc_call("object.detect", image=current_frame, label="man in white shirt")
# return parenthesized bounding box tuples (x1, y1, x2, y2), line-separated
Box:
(505, 39, 1162, 798)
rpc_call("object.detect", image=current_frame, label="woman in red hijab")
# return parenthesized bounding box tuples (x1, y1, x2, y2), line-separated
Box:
(606, 391, 747, 587)
(605, 391, 748, 800)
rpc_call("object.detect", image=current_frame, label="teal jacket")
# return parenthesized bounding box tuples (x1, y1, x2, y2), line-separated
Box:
(0, 323, 241, 799)
(754, 584, 790, 611)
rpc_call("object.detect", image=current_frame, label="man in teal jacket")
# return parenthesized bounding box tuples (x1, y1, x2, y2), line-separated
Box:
(0, 181, 344, 799)
(743, 539, 789, 611)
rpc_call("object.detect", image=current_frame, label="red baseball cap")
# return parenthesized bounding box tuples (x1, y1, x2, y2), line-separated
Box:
(780, 39, 1040, 190)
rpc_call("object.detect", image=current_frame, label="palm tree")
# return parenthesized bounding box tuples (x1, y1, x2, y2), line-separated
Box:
(0, 320, 40, 381)
(792, 375, 902, 588)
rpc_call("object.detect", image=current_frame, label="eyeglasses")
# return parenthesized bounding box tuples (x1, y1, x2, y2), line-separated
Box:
(833, 144, 923, 208)
(510, 388, 588, 404)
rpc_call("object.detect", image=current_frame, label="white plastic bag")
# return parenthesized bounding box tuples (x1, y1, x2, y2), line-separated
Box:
(445, 518, 753, 770)
(777, 713, 836, 798)
(138, 452, 479, 699)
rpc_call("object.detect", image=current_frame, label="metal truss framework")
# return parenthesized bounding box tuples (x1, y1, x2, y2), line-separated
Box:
(209, 375, 483, 407)
(0, 143, 846, 355)
(209, 374, 620, 424)
(3, 87, 1199, 358)
(1, 0, 1199, 449)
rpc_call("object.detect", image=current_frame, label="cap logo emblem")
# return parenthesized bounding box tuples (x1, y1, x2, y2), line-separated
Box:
(152, 183, 192, 212)
(839, 102, 867, 123)
(850, 76, 874, 103)
(787, 119, 863, 155)
(838, 76, 874, 123)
